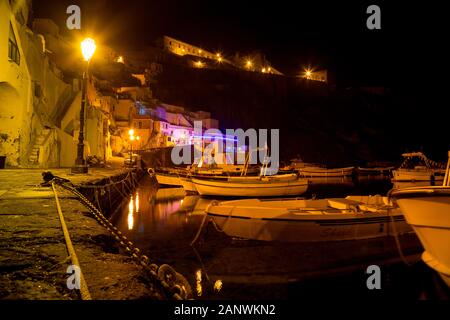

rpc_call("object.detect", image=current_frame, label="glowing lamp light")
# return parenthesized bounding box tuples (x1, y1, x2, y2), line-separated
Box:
(305, 69, 312, 79)
(128, 129, 134, 136)
(136, 136, 140, 141)
(117, 56, 124, 63)
(130, 135, 135, 141)
(213, 280, 223, 292)
(262, 68, 266, 73)
(81, 38, 96, 62)
(246, 60, 252, 68)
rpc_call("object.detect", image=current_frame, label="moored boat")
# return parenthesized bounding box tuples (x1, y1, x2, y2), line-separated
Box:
(192, 176, 309, 197)
(298, 166, 355, 178)
(390, 151, 450, 287)
(155, 172, 184, 187)
(206, 195, 411, 242)
(392, 152, 445, 182)
(390, 186, 450, 287)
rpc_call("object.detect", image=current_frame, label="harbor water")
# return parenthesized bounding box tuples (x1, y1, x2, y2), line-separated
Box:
(110, 175, 445, 300)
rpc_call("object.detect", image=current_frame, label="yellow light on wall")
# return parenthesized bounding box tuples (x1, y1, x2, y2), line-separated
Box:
(81, 38, 96, 62)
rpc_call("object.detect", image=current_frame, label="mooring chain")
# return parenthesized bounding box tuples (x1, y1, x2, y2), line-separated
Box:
(52, 178, 192, 300)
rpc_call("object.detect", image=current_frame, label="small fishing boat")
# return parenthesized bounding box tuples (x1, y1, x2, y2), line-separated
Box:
(392, 152, 445, 182)
(298, 166, 355, 178)
(192, 176, 309, 197)
(390, 151, 450, 288)
(206, 195, 411, 242)
(154, 171, 184, 187)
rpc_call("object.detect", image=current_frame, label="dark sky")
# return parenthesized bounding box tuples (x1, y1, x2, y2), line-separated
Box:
(33, 0, 448, 86)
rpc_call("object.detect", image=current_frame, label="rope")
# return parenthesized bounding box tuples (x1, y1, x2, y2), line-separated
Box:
(190, 214, 209, 246)
(51, 182, 92, 300)
(387, 206, 414, 266)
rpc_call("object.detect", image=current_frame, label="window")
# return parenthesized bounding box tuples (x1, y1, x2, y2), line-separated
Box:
(8, 23, 20, 65)
(139, 122, 142, 129)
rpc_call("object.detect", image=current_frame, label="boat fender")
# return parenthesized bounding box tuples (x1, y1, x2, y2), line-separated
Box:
(147, 168, 156, 176)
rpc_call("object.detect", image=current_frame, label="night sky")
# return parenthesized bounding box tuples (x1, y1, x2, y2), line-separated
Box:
(32, 1, 448, 86)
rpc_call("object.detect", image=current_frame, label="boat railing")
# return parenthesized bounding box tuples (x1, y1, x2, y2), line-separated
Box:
(443, 151, 450, 187)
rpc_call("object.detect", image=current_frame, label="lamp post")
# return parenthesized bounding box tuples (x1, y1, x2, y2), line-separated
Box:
(128, 129, 135, 166)
(72, 38, 96, 174)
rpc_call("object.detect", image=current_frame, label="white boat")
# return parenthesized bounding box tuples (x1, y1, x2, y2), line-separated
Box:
(192, 177, 309, 197)
(155, 172, 184, 187)
(390, 151, 450, 287)
(392, 167, 444, 182)
(298, 166, 355, 178)
(390, 186, 450, 287)
(206, 195, 411, 242)
(392, 152, 445, 182)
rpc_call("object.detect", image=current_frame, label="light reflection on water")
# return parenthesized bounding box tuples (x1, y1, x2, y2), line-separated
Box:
(111, 175, 427, 299)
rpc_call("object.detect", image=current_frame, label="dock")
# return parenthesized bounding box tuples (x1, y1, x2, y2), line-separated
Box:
(0, 168, 163, 300)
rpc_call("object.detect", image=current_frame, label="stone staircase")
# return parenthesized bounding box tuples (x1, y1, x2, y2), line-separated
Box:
(28, 128, 51, 164)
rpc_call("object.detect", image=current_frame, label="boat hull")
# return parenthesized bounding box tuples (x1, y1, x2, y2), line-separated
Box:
(206, 197, 411, 242)
(391, 186, 450, 287)
(155, 173, 183, 187)
(180, 177, 198, 193)
(392, 169, 444, 182)
(299, 167, 354, 178)
(192, 178, 309, 197)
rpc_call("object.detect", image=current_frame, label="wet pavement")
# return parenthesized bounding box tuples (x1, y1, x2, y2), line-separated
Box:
(0, 167, 160, 300)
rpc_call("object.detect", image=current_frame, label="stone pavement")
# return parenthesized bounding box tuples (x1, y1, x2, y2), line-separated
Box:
(0, 164, 161, 300)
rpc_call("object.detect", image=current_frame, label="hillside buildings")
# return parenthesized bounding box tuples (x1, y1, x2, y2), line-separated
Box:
(0, 0, 218, 168)
(163, 35, 284, 75)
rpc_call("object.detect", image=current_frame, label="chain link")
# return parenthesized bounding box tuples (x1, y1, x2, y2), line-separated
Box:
(51, 177, 192, 300)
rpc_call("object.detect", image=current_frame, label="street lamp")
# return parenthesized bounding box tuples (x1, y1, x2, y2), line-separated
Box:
(128, 129, 135, 166)
(72, 37, 96, 174)
(305, 69, 312, 79)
